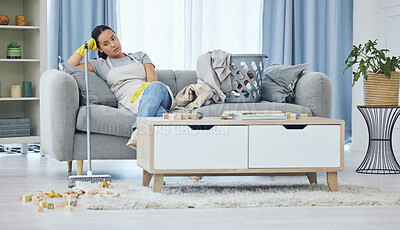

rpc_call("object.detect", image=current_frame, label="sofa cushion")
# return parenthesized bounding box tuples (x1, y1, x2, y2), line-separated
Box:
(175, 70, 198, 97)
(156, 70, 177, 96)
(59, 58, 118, 107)
(76, 105, 135, 137)
(261, 63, 309, 103)
(193, 101, 312, 117)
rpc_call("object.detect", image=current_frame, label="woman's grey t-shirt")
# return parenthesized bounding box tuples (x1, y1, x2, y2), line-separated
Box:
(89, 51, 153, 81)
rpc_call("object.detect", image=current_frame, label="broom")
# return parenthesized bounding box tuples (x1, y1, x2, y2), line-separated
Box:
(68, 41, 111, 188)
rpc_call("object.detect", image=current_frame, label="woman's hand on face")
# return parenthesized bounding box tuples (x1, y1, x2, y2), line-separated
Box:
(74, 38, 98, 58)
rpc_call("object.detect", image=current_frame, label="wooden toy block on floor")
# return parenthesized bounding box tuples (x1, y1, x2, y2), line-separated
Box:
(39, 201, 47, 208)
(22, 195, 31, 202)
(32, 196, 39, 206)
(65, 205, 73, 212)
(47, 203, 54, 209)
(112, 193, 120, 197)
(37, 206, 44, 213)
(69, 201, 77, 207)
(60, 201, 68, 207)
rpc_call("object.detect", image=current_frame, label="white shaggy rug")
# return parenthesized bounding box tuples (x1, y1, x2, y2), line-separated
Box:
(74, 179, 400, 210)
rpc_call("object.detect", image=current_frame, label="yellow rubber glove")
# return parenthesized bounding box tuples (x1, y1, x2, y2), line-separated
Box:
(74, 38, 97, 58)
(130, 82, 151, 103)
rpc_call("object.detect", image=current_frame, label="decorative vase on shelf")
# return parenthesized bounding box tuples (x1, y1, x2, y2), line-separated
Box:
(0, 15, 9, 25)
(6, 42, 21, 59)
(15, 15, 27, 26)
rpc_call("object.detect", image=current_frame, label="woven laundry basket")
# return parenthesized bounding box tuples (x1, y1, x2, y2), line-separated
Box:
(364, 72, 400, 106)
(226, 54, 268, 103)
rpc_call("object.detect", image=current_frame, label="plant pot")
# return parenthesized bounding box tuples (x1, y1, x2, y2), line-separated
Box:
(364, 72, 400, 106)
(6, 48, 21, 59)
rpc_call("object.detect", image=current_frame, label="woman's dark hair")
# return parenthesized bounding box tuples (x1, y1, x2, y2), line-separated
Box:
(92, 25, 115, 59)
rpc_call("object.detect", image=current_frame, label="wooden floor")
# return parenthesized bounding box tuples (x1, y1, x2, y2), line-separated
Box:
(0, 145, 399, 230)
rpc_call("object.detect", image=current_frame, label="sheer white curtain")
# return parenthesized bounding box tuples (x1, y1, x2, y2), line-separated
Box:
(119, 0, 263, 70)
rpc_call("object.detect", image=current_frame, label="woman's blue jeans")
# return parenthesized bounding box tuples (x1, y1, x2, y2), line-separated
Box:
(132, 81, 171, 131)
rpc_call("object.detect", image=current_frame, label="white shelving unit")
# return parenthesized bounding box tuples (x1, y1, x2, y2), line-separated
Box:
(0, 0, 47, 151)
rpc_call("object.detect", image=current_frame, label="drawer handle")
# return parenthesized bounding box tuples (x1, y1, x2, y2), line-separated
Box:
(188, 125, 214, 130)
(283, 125, 307, 130)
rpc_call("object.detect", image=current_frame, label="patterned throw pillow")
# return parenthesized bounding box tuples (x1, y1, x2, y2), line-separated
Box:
(261, 63, 310, 103)
(58, 57, 117, 107)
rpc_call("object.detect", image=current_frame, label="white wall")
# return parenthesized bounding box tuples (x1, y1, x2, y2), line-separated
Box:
(352, 0, 400, 155)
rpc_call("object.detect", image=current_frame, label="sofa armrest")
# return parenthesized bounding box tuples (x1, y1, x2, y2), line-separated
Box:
(40, 69, 79, 161)
(294, 71, 332, 118)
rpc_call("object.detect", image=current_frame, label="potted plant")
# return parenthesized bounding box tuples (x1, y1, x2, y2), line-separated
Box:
(344, 39, 400, 106)
(6, 42, 21, 59)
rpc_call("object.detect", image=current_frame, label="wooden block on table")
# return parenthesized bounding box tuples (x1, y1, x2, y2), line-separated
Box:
(55, 203, 61, 209)
(191, 113, 198, 120)
(175, 113, 183, 120)
(37, 206, 44, 213)
(163, 113, 169, 119)
(182, 113, 189, 120)
(168, 114, 175, 120)
(39, 201, 47, 208)
(299, 114, 308, 119)
(288, 113, 297, 120)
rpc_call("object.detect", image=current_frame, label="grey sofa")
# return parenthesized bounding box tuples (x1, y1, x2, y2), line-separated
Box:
(40, 69, 332, 174)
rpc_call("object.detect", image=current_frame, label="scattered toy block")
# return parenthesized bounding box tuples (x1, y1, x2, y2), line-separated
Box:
(39, 197, 46, 202)
(112, 193, 120, 198)
(300, 114, 308, 119)
(47, 203, 54, 209)
(69, 201, 77, 207)
(182, 113, 189, 120)
(32, 196, 39, 206)
(168, 114, 175, 120)
(95, 194, 103, 198)
(65, 205, 73, 212)
(288, 113, 296, 120)
(39, 201, 47, 208)
(191, 113, 198, 120)
(55, 203, 61, 209)
(60, 201, 68, 207)
(163, 113, 169, 119)
(37, 206, 44, 213)
(69, 194, 78, 200)
(22, 195, 31, 202)
(175, 113, 183, 120)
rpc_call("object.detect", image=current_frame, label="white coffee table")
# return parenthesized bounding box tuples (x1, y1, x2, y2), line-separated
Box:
(137, 117, 345, 192)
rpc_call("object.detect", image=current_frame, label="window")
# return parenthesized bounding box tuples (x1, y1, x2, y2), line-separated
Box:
(119, 0, 263, 70)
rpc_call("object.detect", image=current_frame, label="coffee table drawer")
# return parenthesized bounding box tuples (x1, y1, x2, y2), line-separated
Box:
(248, 125, 341, 168)
(153, 125, 248, 169)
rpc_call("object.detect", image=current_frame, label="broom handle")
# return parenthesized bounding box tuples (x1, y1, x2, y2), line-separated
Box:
(84, 41, 93, 176)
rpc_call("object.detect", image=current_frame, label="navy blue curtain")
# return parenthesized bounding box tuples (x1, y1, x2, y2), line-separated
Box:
(262, 0, 353, 139)
(48, 0, 118, 69)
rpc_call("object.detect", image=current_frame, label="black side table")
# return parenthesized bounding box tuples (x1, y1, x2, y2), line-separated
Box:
(356, 106, 400, 174)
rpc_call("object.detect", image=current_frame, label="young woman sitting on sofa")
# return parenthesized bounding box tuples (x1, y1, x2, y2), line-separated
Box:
(67, 25, 175, 150)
